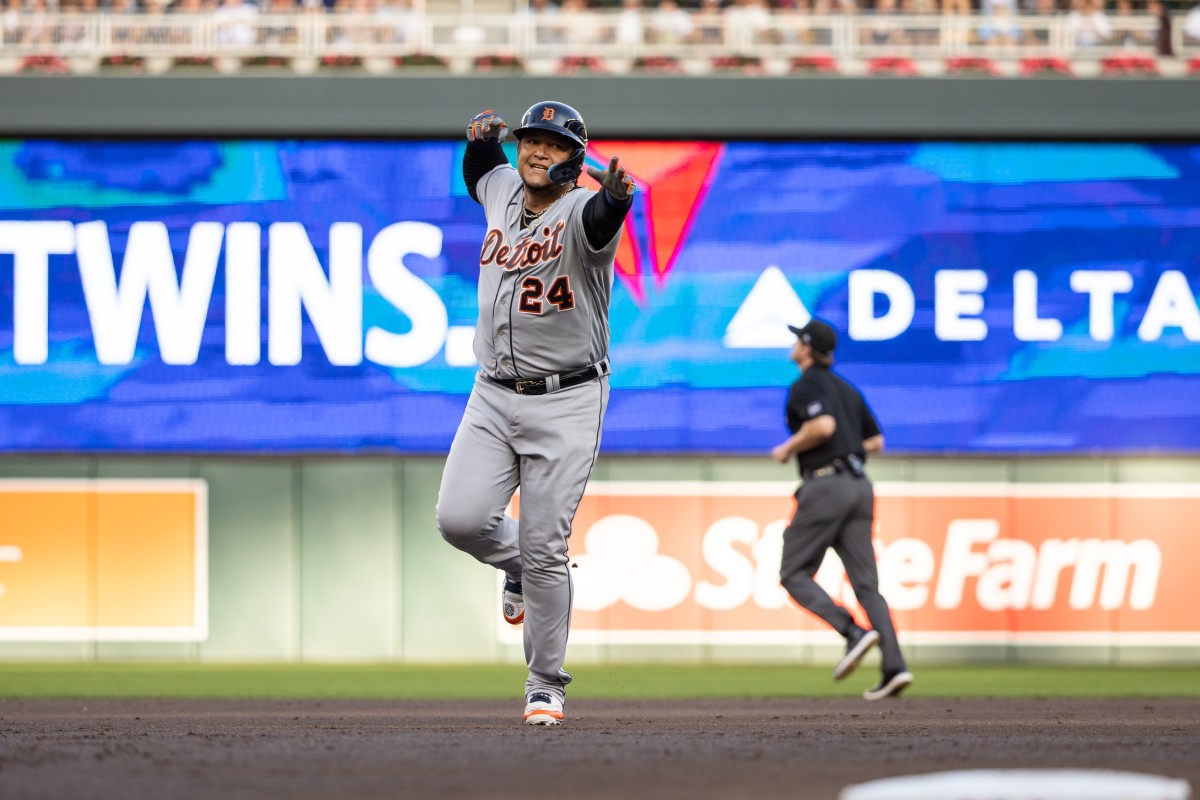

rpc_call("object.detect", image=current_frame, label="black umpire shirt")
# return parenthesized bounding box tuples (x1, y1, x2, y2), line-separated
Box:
(785, 364, 882, 475)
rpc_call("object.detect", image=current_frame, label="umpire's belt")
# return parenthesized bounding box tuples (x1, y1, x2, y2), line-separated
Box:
(487, 359, 610, 396)
(801, 458, 850, 480)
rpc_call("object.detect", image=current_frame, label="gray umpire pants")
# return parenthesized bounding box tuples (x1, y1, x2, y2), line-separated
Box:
(779, 471, 907, 675)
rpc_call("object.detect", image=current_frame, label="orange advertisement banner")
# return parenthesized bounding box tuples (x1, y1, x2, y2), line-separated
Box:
(508, 482, 1200, 646)
(0, 480, 207, 641)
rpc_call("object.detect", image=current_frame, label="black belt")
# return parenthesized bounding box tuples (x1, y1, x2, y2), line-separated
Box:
(801, 458, 850, 480)
(487, 362, 606, 396)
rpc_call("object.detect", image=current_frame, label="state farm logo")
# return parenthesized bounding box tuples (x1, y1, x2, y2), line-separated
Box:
(570, 515, 1161, 615)
(514, 482, 1200, 646)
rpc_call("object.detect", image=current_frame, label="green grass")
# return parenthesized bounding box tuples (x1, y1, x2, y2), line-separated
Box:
(0, 664, 1197, 700)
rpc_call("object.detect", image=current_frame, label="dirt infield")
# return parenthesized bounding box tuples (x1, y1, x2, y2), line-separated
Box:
(1, 697, 1197, 800)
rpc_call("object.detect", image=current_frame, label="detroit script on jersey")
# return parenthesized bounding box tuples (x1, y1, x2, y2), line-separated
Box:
(479, 220, 566, 272)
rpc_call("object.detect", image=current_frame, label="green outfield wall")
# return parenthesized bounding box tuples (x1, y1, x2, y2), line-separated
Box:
(2, 75, 1199, 139)
(0, 455, 1197, 666)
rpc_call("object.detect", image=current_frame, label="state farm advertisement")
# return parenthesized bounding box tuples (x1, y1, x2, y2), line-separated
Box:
(510, 482, 1200, 646)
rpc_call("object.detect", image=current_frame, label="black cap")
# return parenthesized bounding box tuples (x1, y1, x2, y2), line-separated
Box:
(788, 319, 837, 355)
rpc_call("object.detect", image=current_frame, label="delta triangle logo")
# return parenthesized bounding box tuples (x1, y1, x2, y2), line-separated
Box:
(582, 142, 723, 303)
(723, 266, 811, 349)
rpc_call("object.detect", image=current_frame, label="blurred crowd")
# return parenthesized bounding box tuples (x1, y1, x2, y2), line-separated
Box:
(3, 0, 1199, 56)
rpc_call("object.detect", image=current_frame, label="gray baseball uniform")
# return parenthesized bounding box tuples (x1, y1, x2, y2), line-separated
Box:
(437, 161, 622, 704)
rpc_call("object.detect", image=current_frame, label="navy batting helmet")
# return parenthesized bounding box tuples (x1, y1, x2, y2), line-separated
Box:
(513, 100, 588, 185)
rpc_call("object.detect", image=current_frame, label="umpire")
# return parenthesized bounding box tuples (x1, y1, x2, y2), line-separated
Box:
(771, 319, 913, 701)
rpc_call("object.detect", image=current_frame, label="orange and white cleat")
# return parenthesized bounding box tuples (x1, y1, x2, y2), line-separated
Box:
(523, 692, 564, 726)
(502, 578, 524, 625)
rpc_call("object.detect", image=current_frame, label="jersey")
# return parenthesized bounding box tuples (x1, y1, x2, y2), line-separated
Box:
(785, 365, 881, 473)
(473, 165, 619, 379)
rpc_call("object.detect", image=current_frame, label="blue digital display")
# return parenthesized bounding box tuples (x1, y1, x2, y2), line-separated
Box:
(1, 140, 1198, 454)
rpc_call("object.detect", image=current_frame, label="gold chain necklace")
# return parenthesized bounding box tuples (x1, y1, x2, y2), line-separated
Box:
(520, 203, 546, 230)
(520, 185, 574, 230)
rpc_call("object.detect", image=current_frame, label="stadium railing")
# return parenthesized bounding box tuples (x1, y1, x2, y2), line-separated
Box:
(0, 9, 1196, 76)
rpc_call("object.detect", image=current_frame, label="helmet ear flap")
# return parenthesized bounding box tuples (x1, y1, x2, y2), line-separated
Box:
(548, 147, 586, 185)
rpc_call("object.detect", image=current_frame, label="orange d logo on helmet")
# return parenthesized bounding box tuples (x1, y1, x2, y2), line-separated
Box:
(542, 108, 556, 121)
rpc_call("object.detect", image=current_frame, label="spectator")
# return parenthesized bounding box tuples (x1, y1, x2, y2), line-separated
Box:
(1185, 1, 1200, 44)
(1110, 0, 1152, 49)
(776, 0, 815, 46)
(978, 0, 1022, 46)
(861, 0, 908, 46)
(374, 0, 413, 45)
(692, 0, 726, 45)
(727, 0, 773, 44)
(647, 0, 694, 44)
(213, 0, 258, 47)
(172, 0, 213, 14)
(262, 0, 299, 46)
(522, 0, 563, 46)
(941, 0, 969, 48)
(109, 0, 139, 48)
(1147, 0, 1172, 55)
(614, 0, 644, 47)
(1066, 0, 1111, 46)
(807, 0, 839, 45)
(59, 0, 90, 50)
(326, 0, 355, 46)
(899, 0, 939, 46)
(143, 0, 174, 46)
(166, 0, 210, 51)
(1023, 0, 1056, 45)
(25, 0, 50, 47)
(560, 0, 602, 46)
(3, 0, 25, 48)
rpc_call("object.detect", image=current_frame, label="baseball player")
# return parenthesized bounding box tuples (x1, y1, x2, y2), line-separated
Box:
(771, 319, 913, 701)
(437, 101, 635, 726)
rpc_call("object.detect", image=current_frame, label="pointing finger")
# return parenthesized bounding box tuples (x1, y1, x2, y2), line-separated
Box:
(586, 166, 604, 181)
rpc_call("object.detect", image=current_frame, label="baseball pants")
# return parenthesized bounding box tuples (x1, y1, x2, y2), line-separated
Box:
(436, 371, 609, 701)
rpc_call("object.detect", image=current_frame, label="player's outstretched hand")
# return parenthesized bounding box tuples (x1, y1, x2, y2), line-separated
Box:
(587, 156, 636, 201)
(467, 110, 507, 143)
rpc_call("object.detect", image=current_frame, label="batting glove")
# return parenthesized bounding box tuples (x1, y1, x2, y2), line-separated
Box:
(587, 156, 636, 202)
(467, 110, 508, 143)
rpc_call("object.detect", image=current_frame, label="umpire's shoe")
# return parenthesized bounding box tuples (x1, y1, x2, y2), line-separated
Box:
(524, 692, 564, 726)
(833, 628, 880, 681)
(863, 670, 914, 701)
(502, 578, 524, 625)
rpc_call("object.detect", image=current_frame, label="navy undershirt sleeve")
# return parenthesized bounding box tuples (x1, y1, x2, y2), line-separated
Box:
(463, 140, 510, 203)
(581, 189, 634, 250)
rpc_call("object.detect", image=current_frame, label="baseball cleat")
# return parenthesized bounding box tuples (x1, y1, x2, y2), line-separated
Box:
(863, 670, 914, 701)
(502, 578, 524, 625)
(833, 628, 880, 681)
(523, 692, 564, 726)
